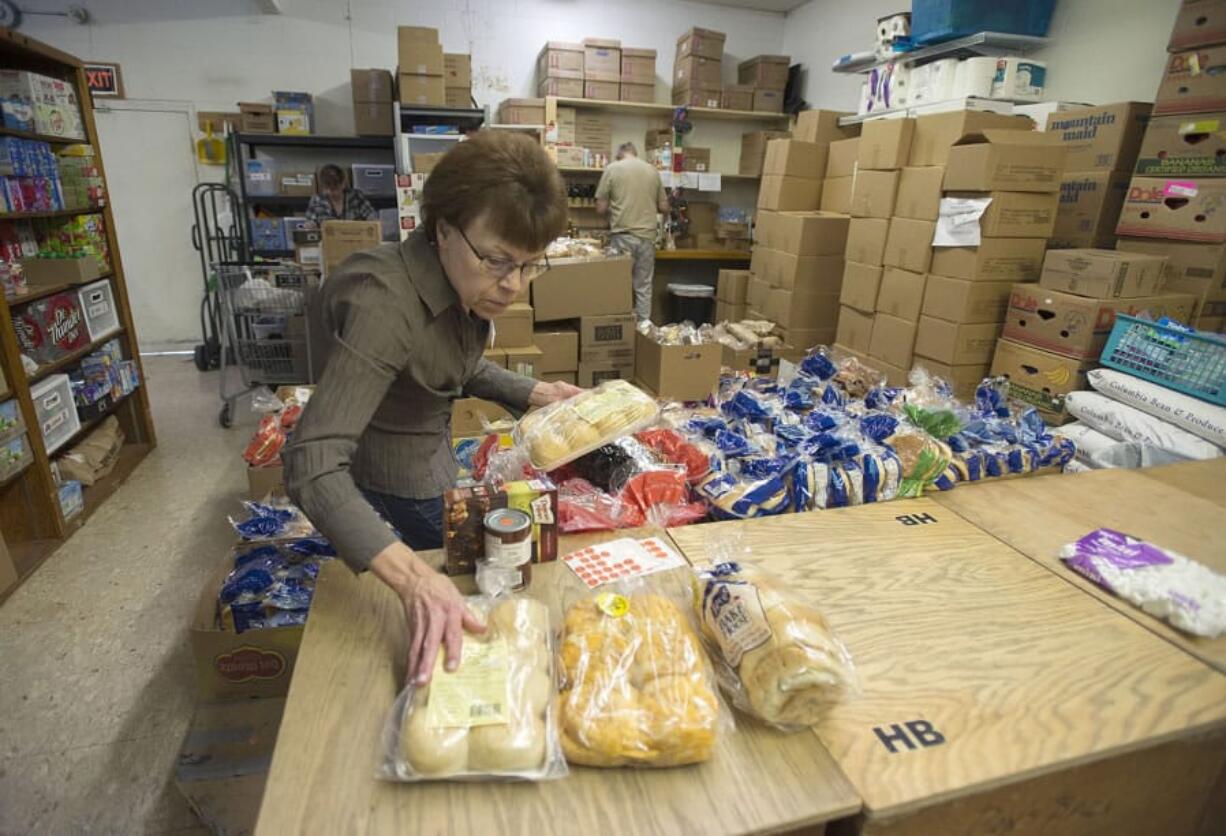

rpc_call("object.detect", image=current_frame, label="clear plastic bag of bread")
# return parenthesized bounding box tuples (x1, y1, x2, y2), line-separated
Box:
(690, 535, 858, 730)
(557, 582, 729, 767)
(378, 596, 568, 782)
(515, 380, 661, 471)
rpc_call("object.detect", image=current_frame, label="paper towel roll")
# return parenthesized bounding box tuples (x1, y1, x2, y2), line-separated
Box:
(926, 58, 958, 100)
(991, 58, 1047, 102)
(953, 56, 997, 99)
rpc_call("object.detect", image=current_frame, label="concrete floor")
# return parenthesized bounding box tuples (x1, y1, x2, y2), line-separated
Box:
(0, 355, 252, 834)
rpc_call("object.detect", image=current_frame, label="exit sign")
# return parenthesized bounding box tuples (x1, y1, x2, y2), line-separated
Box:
(84, 62, 124, 98)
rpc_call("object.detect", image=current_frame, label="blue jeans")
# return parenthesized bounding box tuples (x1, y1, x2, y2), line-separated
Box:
(360, 489, 444, 551)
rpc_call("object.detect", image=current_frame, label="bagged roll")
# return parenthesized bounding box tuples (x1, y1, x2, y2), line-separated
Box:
(1087, 368, 1226, 448)
(1064, 391, 1223, 461)
(515, 380, 660, 471)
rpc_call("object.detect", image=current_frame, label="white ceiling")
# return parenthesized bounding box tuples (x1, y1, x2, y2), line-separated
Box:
(686, 0, 811, 14)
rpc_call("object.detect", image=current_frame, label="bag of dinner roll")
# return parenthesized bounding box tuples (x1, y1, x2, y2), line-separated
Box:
(556, 581, 729, 767)
(690, 536, 857, 730)
(515, 380, 661, 471)
(378, 595, 567, 782)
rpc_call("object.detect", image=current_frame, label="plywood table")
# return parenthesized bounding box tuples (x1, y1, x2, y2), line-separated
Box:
(933, 460, 1226, 675)
(669, 498, 1226, 836)
(256, 528, 860, 836)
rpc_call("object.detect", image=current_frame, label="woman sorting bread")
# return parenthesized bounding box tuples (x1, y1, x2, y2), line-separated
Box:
(285, 132, 580, 686)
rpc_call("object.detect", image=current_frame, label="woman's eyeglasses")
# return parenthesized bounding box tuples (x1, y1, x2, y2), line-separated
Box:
(457, 225, 550, 281)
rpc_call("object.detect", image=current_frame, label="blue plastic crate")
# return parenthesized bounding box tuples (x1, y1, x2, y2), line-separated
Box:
(1099, 314, 1226, 406)
(911, 0, 1057, 45)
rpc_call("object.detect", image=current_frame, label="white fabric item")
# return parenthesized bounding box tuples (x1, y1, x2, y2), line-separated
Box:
(1057, 421, 1187, 469)
(1062, 459, 1096, 473)
(1087, 368, 1226, 448)
(1064, 391, 1225, 461)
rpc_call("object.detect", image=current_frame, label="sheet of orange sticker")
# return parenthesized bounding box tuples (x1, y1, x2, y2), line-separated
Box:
(562, 536, 687, 589)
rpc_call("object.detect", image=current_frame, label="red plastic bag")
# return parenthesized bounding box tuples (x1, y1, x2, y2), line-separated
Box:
(243, 414, 286, 467)
(557, 478, 645, 532)
(621, 470, 708, 527)
(635, 428, 714, 483)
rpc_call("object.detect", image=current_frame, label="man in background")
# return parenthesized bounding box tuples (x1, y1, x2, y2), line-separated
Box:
(595, 142, 669, 324)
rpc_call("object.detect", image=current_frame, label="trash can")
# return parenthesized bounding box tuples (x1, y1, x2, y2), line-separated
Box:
(667, 283, 715, 324)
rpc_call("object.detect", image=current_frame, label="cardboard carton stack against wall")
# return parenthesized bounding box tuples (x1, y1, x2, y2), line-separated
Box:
(398, 27, 445, 107)
(582, 38, 622, 102)
(351, 69, 394, 136)
(736, 54, 790, 113)
(673, 27, 725, 109)
(1115, 7, 1226, 332)
(530, 255, 635, 386)
(444, 53, 472, 109)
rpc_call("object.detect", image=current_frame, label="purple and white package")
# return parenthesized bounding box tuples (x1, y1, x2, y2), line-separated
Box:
(1060, 529, 1226, 638)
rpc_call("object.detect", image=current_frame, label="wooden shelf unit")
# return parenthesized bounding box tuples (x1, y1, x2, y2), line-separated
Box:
(0, 27, 156, 603)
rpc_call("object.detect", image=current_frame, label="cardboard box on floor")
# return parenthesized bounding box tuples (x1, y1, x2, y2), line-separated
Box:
(492, 303, 533, 348)
(850, 169, 900, 219)
(767, 288, 840, 331)
(912, 356, 989, 401)
(717, 269, 750, 302)
(533, 327, 579, 373)
(531, 256, 632, 321)
(1044, 102, 1152, 172)
(839, 261, 882, 312)
(321, 220, 381, 277)
(929, 237, 1047, 282)
(884, 217, 936, 274)
(746, 275, 771, 312)
(716, 300, 749, 322)
(835, 305, 875, 353)
(580, 313, 636, 364)
(1117, 238, 1226, 307)
(846, 217, 889, 266)
(1137, 112, 1226, 177)
(577, 361, 633, 387)
(452, 398, 514, 438)
(634, 333, 721, 401)
(894, 166, 945, 221)
(990, 337, 1095, 417)
(754, 211, 848, 256)
(764, 139, 828, 180)
(966, 191, 1060, 238)
(247, 464, 285, 501)
(910, 110, 1031, 167)
(826, 137, 860, 178)
(1116, 176, 1226, 242)
(922, 275, 1015, 323)
(506, 345, 543, 377)
(876, 267, 927, 321)
(914, 316, 1001, 365)
(1051, 171, 1132, 249)
(739, 130, 792, 176)
(751, 247, 844, 293)
(757, 175, 821, 211)
(1155, 45, 1226, 115)
(820, 176, 853, 213)
(859, 118, 915, 170)
(943, 130, 1066, 193)
(869, 313, 918, 368)
(1040, 248, 1167, 298)
(794, 109, 857, 144)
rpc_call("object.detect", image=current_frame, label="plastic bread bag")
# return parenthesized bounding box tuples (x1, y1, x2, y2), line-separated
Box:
(571, 436, 672, 494)
(514, 380, 661, 471)
(634, 427, 717, 483)
(379, 595, 568, 782)
(698, 469, 792, 520)
(690, 537, 858, 729)
(557, 581, 729, 767)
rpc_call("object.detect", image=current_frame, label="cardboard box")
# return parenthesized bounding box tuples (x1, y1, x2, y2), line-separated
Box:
(278, 171, 315, 196)
(579, 313, 636, 364)
(492, 302, 533, 348)
(721, 85, 754, 111)
(963, 190, 1061, 238)
(747, 275, 771, 312)
(717, 268, 750, 303)
(482, 347, 507, 369)
(869, 313, 918, 368)
(910, 110, 1031, 167)
(1002, 283, 1199, 359)
(1117, 237, 1226, 304)
(680, 147, 712, 173)
(532, 256, 632, 321)
(321, 220, 381, 276)
(20, 255, 104, 287)
(442, 53, 472, 88)
(990, 337, 1094, 415)
(839, 261, 883, 312)
(1051, 170, 1132, 249)
(538, 41, 585, 80)
(353, 101, 393, 136)
(836, 306, 875, 353)
(505, 345, 543, 377)
(752, 248, 844, 292)
(1044, 102, 1152, 173)
(451, 398, 514, 438)
(911, 357, 990, 401)
(773, 326, 835, 355)
(820, 176, 853, 214)
(1116, 176, 1226, 242)
(1155, 45, 1226, 115)
(498, 97, 545, 125)
(753, 89, 784, 114)
(757, 174, 821, 211)
(846, 217, 889, 266)
(620, 47, 656, 84)
(582, 39, 621, 81)
(583, 80, 619, 101)
(619, 83, 654, 104)
(883, 217, 936, 274)
(826, 137, 860, 179)
(929, 237, 1048, 282)
(577, 361, 633, 387)
(944, 130, 1065, 193)
(540, 371, 578, 385)
(767, 287, 840, 330)
(676, 27, 726, 61)
(247, 464, 285, 501)
(721, 341, 780, 373)
(716, 300, 750, 323)
(755, 211, 848, 256)
(397, 25, 440, 64)
(914, 316, 1000, 365)
(239, 102, 274, 133)
(1138, 113, 1226, 178)
(876, 267, 928, 321)
(850, 169, 900, 218)
(739, 55, 790, 90)
(444, 87, 472, 108)
(922, 275, 1015, 324)
(398, 73, 445, 106)
(674, 54, 722, 90)
(1040, 248, 1167, 298)
(533, 327, 579, 373)
(538, 76, 584, 98)
(764, 139, 828, 180)
(1169, 0, 1226, 50)
(739, 130, 792, 176)
(673, 86, 722, 109)
(351, 68, 393, 102)
(443, 479, 559, 574)
(894, 166, 945, 221)
(634, 333, 721, 401)
(795, 109, 857, 145)
(859, 118, 915, 170)
(399, 44, 444, 78)
(687, 201, 718, 235)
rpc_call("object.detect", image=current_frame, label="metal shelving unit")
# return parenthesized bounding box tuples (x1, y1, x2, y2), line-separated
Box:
(838, 95, 1024, 126)
(831, 32, 1049, 75)
(393, 103, 485, 173)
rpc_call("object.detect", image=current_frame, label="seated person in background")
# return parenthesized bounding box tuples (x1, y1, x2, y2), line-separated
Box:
(306, 163, 376, 224)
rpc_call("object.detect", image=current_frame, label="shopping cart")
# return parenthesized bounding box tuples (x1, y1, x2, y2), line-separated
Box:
(215, 262, 315, 427)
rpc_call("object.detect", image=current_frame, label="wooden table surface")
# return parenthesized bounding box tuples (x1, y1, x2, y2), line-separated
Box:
(667, 498, 1226, 825)
(934, 460, 1226, 675)
(256, 528, 860, 836)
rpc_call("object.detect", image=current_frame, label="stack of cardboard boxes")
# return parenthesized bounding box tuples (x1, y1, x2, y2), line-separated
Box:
(444, 53, 472, 109)
(1115, 6, 1226, 333)
(621, 48, 657, 104)
(673, 27, 725, 109)
(351, 69, 394, 136)
(736, 55, 789, 114)
(536, 39, 656, 105)
(716, 269, 750, 322)
(581, 38, 622, 102)
(538, 42, 584, 98)
(990, 249, 1197, 424)
(398, 27, 446, 108)
(738, 129, 792, 177)
(487, 293, 541, 379)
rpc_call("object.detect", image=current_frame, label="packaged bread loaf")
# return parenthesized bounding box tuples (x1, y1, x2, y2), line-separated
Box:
(557, 589, 723, 767)
(380, 597, 567, 782)
(692, 562, 857, 729)
(515, 380, 660, 471)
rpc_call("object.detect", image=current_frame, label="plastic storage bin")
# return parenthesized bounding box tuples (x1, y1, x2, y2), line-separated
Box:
(250, 218, 287, 252)
(911, 0, 1057, 45)
(281, 216, 311, 243)
(30, 373, 81, 454)
(77, 278, 120, 341)
(245, 160, 277, 196)
(1100, 315, 1226, 406)
(352, 163, 396, 196)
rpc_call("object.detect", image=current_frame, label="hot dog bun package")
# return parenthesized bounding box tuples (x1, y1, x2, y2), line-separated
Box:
(379, 596, 568, 782)
(691, 560, 857, 729)
(515, 380, 661, 471)
(557, 586, 729, 767)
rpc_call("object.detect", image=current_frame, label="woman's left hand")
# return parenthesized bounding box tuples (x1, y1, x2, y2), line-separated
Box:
(529, 380, 583, 407)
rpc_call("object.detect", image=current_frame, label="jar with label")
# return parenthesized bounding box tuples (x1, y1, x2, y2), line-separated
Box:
(476, 508, 533, 596)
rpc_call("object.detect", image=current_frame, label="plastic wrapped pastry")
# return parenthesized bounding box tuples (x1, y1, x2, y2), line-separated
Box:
(692, 562, 857, 729)
(515, 380, 660, 471)
(558, 590, 723, 767)
(380, 597, 567, 782)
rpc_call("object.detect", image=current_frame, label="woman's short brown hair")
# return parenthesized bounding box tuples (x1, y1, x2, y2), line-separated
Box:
(421, 130, 567, 253)
(318, 163, 346, 191)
